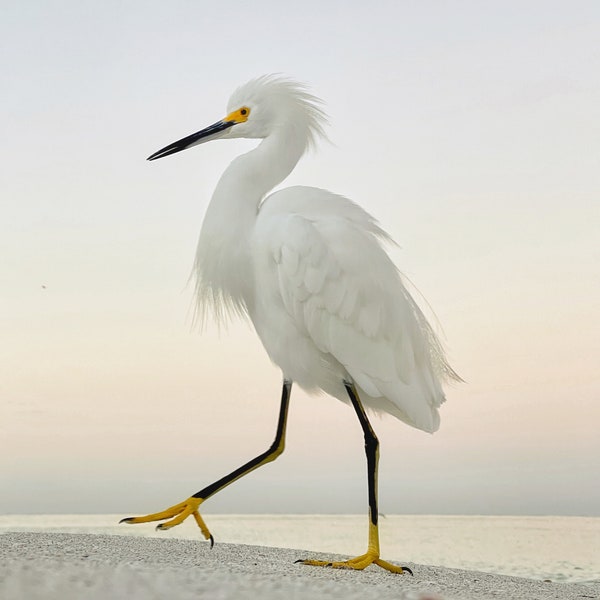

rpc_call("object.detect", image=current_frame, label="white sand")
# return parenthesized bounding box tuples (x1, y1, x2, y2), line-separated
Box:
(0, 532, 597, 600)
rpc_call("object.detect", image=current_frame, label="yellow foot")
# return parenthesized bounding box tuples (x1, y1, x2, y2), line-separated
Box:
(296, 551, 413, 575)
(120, 497, 213, 546)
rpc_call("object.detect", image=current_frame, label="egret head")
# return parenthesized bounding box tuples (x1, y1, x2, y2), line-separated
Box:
(147, 75, 327, 161)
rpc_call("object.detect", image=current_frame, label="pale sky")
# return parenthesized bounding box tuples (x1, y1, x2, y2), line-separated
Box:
(1, 1, 599, 517)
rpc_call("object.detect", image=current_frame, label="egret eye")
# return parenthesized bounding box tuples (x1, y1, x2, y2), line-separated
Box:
(221, 106, 251, 124)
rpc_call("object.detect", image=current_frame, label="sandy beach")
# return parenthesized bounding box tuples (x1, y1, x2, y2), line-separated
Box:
(1, 532, 597, 600)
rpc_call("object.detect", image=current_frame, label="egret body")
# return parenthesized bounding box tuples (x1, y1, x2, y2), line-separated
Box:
(122, 76, 460, 573)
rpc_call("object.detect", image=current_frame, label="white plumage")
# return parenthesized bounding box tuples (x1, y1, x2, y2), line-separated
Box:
(123, 76, 461, 569)
(187, 75, 459, 433)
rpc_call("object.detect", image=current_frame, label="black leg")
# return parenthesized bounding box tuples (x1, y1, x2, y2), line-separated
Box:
(193, 379, 292, 500)
(344, 380, 379, 528)
(120, 380, 292, 538)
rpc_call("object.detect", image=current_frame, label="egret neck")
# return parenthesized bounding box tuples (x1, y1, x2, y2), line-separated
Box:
(194, 127, 306, 321)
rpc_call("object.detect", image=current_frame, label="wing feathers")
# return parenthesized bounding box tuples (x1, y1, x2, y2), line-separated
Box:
(258, 186, 450, 431)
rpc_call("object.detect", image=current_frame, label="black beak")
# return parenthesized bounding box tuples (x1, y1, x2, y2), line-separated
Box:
(147, 120, 235, 161)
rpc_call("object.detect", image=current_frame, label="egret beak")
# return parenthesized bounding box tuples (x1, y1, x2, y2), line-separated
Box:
(147, 120, 235, 161)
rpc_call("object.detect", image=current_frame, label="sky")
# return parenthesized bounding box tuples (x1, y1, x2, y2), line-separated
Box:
(1, 1, 599, 518)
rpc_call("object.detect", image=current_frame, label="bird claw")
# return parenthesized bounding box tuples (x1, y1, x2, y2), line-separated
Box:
(296, 552, 411, 574)
(120, 497, 213, 543)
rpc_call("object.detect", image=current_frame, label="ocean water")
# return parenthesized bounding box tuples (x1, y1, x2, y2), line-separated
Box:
(1, 514, 598, 584)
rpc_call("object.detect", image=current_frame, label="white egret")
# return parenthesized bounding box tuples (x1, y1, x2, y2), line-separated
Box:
(122, 75, 460, 573)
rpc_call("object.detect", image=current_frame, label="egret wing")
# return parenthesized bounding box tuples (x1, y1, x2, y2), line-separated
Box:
(258, 187, 447, 432)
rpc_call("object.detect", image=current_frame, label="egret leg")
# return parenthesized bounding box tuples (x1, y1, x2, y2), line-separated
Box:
(297, 381, 412, 575)
(120, 380, 292, 543)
